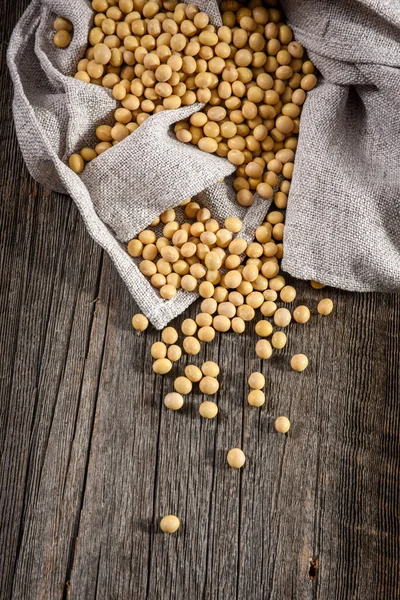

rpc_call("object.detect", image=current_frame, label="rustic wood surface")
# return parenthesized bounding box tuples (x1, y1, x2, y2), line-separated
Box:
(1, 2, 400, 599)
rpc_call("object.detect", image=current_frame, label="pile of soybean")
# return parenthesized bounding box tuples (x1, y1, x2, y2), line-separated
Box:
(65, 0, 316, 207)
(55, 0, 327, 534)
(131, 199, 333, 532)
(131, 202, 333, 370)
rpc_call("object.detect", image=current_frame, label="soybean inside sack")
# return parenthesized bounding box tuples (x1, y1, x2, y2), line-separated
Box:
(280, 0, 400, 291)
(7, 0, 270, 329)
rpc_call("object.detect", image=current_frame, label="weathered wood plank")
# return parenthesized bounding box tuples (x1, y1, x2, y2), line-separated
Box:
(69, 268, 162, 600)
(9, 246, 107, 600)
(1, 4, 106, 596)
(1, 1, 400, 599)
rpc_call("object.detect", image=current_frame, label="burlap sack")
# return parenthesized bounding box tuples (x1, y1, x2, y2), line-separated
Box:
(7, 0, 271, 329)
(8, 0, 400, 329)
(280, 0, 400, 291)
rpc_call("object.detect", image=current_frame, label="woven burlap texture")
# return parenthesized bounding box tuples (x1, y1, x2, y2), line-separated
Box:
(280, 0, 400, 290)
(7, 0, 271, 329)
(8, 0, 400, 329)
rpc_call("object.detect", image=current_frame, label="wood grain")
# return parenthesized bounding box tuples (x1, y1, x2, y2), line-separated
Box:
(1, 2, 400, 599)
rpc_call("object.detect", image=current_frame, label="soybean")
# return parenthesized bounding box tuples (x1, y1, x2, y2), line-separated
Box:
(248, 389, 265, 407)
(199, 401, 218, 419)
(248, 372, 265, 390)
(132, 313, 149, 331)
(164, 392, 184, 410)
(71, 0, 315, 196)
(160, 515, 180, 533)
(227, 448, 246, 469)
(290, 353, 309, 372)
(318, 298, 334, 315)
(274, 416, 291, 434)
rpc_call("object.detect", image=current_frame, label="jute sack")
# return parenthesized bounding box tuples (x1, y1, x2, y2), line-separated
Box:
(7, 0, 270, 329)
(9, 0, 400, 329)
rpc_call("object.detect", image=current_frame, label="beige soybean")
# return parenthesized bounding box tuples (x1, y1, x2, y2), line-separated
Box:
(224, 270, 242, 289)
(229, 238, 248, 255)
(290, 353, 309, 372)
(213, 315, 231, 332)
(216, 229, 232, 248)
(138, 229, 157, 245)
(293, 305, 311, 324)
(280, 285, 297, 303)
(160, 515, 180, 533)
(246, 291, 264, 309)
(181, 242, 197, 258)
(167, 345, 182, 362)
(198, 137, 218, 153)
(218, 302, 236, 319)
(237, 304, 255, 321)
(199, 281, 214, 298)
(142, 244, 157, 261)
(318, 298, 334, 315)
(157, 258, 172, 276)
(54, 29, 72, 48)
(264, 290, 278, 302)
(160, 284, 177, 299)
(201, 298, 218, 314)
(274, 416, 291, 434)
(185, 364, 203, 382)
(255, 227, 271, 244)
(75, 71, 91, 84)
(274, 308, 292, 327)
(231, 316, 245, 333)
(198, 326, 215, 342)
(248, 371, 265, 390)
(301, 73, 317, 90)
(181, 274, 197, 291)
(255, 320, 273, 337)
(174, 376, 193, 394)
(224, 217, 242, 233)
(173, 259, 189, 274)
(160, 208, 176, 224)
(199, 401, 218, 419)
(94, 43, 112, 65)
(183, 336, 201, 355)
(199, 376, 219, 395)
(225, 255, 241, 270)
(195, 313, 212, 327)
(161, 245, 180, 263)
(54, 17, 73, 32)
(256, 339, 272, 359)
(261, 301, 277, 317)
(151, 341, 167, 359)
(131, 313, 149, 331)
(201, 361, 220, 377)
(80, 147, 97, 161)
(213, 286, 228, 303)
(227, 448, 245, 469)
(243, 264, 259, 282)
(69, 154, 85, 174)
(203, 231, 219, 249)
(164, 392, 184, 410)
(271, 331, 287, 349)
(153, 358, 173, 374)
(162, 326, 178, 345)
(261, 261, 279, 279)
(248, 389, 265, 407)
(181, 318, 197, 336)
(205, 251, 222, 270)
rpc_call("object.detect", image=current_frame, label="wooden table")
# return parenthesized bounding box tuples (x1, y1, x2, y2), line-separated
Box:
(1, 2, 399, 598)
